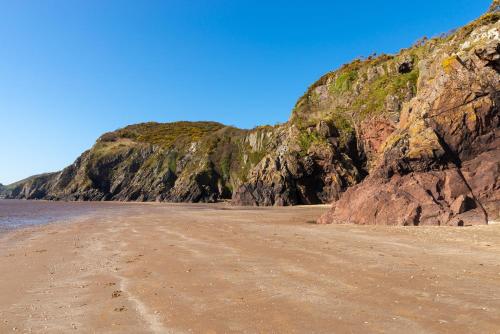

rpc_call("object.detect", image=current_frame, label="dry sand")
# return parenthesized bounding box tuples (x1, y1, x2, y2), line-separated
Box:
(1, 202, 500, 333)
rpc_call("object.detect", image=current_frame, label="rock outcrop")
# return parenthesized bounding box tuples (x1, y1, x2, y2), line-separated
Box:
(319, 8, 500, 225)
(232, 123, 362, 205)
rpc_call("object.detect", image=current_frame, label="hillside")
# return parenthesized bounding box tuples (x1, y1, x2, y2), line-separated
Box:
(7, 3, 499, 225)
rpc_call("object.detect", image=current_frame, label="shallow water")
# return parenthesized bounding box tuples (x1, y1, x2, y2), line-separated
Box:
(0, 199, 323, 232)
(0, 200, 125, 232)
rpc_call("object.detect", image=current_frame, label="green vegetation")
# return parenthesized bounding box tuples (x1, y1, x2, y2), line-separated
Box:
(249, 150, 266, 165)
(166, 152, 178, 173)
(292, 51, 419, 123)
(105, 121, 226, 150)
(81, 7, 497, 199)
(91, 140, 135, 160)
(291, 49, 421, 156)
(220, 155, 231, 181)
(356, 67, 419, 118)
(453, 12, 499, 41)
(329, 69, 358, 94)
(293, 118, 316, 131)
(328, 109, 355, 147)
(298, 131, 321, 156)
(286, 8, 495, 144)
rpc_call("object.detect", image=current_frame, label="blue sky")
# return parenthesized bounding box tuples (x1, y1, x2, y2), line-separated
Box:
(0, 0, 492, 184)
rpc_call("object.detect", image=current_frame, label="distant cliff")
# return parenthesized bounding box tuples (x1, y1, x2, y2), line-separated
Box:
(7, 118, 362, 205)
(7, 3, 499, 225)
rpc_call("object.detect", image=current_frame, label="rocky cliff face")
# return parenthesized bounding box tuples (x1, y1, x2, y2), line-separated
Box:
(8, 122, 253, 202)
(7, 119, 361, 205)
(8, 118, 363, 205)
(7, 4, 500, 226)
(319, 8, 500, 225)
(232, 121, 363, 205)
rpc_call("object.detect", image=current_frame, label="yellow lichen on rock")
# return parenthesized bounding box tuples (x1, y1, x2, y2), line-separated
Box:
(441, 55, 458, 74)
(407, 122, 443, 160)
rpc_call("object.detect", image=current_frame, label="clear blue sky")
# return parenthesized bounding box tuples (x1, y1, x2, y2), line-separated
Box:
(0, 0, 492, 184)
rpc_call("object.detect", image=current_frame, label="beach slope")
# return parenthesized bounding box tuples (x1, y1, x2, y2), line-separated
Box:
(1, 203, 500, 333)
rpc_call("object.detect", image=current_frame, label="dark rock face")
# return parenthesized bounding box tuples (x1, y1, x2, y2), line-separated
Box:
(7, 123, 236, 203)
(233, 140, 362, 206)
(8, 143, 228, 203)
(460, 140, 500, 220)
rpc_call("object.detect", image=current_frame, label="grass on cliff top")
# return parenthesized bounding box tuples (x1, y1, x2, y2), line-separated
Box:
(5, 173, 57, 188)
(93, 120, 269, 193)
(450, 11, 499, 43)
(290, 8, 498, 131)
(290, 53, 418, 154)
(101, 121, 227, 149)
(292, 52, 418, 119)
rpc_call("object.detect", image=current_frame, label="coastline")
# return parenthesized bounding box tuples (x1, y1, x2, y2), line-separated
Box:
(1, 203, 500, 333)
(0, 199, 329, 234)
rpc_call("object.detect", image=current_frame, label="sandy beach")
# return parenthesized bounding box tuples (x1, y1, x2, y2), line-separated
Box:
(1, 202, 500, 333)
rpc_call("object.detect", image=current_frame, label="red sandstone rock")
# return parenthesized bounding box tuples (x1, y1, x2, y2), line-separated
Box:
(319, 9, 499, 226)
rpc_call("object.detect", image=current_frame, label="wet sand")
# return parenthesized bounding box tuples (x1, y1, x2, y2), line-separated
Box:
(1, 202, 500, 333)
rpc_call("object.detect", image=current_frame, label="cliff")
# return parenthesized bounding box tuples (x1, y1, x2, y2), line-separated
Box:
(8, 122, 254, 202)
(7, 3, 499, 226)
(236, 5, 499, 219)
(318, 7, 500, 225)
(7, 117, 361, 204)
